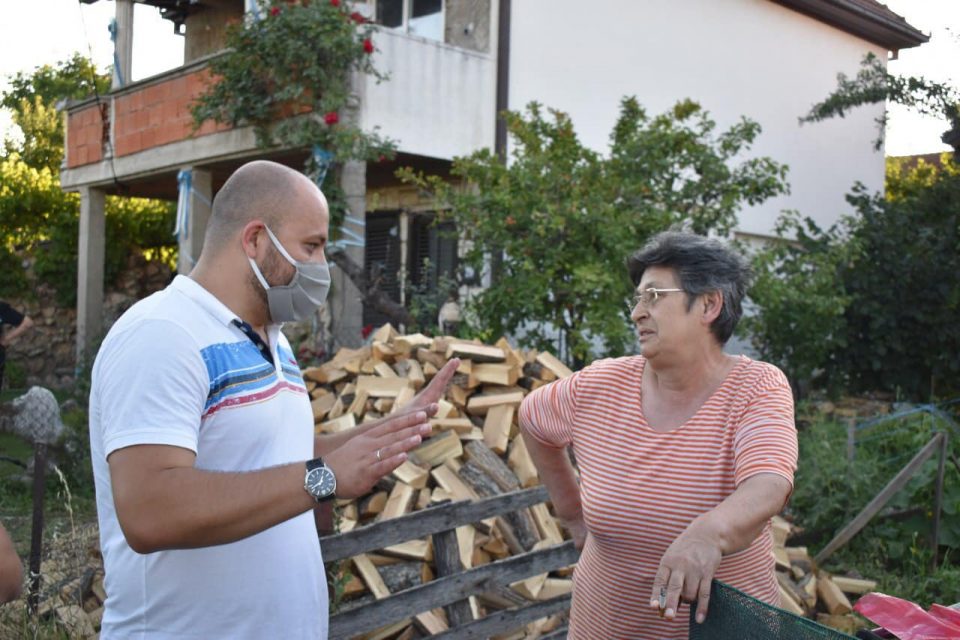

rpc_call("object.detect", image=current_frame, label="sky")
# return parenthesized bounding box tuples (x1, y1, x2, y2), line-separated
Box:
(0, 0, 957, 157)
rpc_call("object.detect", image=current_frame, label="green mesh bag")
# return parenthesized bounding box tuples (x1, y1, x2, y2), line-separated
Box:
(689, 580, 857, 639)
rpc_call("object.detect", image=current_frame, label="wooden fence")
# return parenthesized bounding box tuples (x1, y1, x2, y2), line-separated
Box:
(320, 485, 578, 639)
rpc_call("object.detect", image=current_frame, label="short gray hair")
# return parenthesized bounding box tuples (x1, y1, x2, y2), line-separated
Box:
(626, 232, 751, 345)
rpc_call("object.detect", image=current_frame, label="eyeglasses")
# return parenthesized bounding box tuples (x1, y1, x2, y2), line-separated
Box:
(630, 287, 685, 309)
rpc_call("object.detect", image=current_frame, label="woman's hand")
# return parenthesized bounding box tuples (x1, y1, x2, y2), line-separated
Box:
(650, 519, 722, 624)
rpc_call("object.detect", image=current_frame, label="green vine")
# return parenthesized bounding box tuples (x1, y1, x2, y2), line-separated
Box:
(191, 0, 396, 223)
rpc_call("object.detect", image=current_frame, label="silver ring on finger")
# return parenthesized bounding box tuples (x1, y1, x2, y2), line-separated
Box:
(376, 448, 382, 462)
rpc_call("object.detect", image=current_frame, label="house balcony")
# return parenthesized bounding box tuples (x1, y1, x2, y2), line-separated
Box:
(60, 29, 496, 198)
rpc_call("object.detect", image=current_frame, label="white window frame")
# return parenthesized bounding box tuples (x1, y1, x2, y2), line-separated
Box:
(373, 0, 445, 42)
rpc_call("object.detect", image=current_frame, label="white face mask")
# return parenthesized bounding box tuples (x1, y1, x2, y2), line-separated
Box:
(248, 225, 331, 323)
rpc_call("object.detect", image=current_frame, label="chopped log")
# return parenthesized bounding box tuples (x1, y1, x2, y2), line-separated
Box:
(392, 386, 416, 412)
(357, 376, 413, 398)
(374, 361, 397, 378)
(311, 393, 337, 422)
(431, 418, 476, 435)
(410, 431, 463, 468)
(508, 436, 539, 488)
(467, 391, 525, 417)
(817, 574, 853, 614)
(361, 619, 411, 640)
(416, 488, 432, 510)
(383, 540, 433, 562)
(483, 404, 515, 455)
(777, 572, 809, 614)
(373, 397, 394, 413)
(537, 578, 573, 600)
(476, 585, 531, 610)
(773, 546, 791, 571)
(327, 395, 346, 420)
(372, 341, 398, 362)
(394, 333, 433, 354)
(464, 441, 521, 492)
(372, 324, 398, 344)
(393, 461, 429, 489)
(459, 461, 541, 552)
(377, 561, 426, 593)
(416, 347, 447, 370)
(831, 575, 877, 595)
(380, 482, 417, 521)
(472, 363, 520, 387)
(415, 610, 449, 634)
(771, 516, 792, 548)
(348, 390, 370, 419)
(360, 491, 389, 518)
(530, 504, 564, 546)
(456, 525, 476, 568)
(353, 554, 391, 599)
(431, 465, 479, 502)
(495, 337, 526, 370)
(449, 384, 472, 409)
(446, 343, 507, 363)
(405, 359, 426, 390)
(535, 352, 573, 379)
(303, 364, 349, 385)
(436, 399, 456, 419)
(777, 583, 806, 616)
(317, 413, 356, 434)
(800, 573, 817, 609)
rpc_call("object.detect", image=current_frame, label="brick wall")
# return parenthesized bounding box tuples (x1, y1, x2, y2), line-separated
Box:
(113, 68, 231, 157)
(65, 105, 105, 169)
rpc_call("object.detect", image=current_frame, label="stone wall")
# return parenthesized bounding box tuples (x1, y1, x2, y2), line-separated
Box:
(3, 255, 174, 391)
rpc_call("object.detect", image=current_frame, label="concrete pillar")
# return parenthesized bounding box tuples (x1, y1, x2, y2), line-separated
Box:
(77, 187, 106, 364)
(178, 168, 212, 274)
(331, 160, 367, 348)
(113, 0, 134, 89)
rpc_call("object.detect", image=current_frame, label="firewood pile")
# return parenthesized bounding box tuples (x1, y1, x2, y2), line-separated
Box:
(306, 324, 575, 638)
(771, 516, 876, 634)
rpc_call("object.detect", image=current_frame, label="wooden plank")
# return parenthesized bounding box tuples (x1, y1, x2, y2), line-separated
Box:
(429, 594, 572, 640)
(446, 343, 506, 363)
(320, 487, 550, 562)
(815, 433, 945, 564)
(433, 527, 474, 626)
(831, 575, 877, 594)
(467, 391, 525, 417)
(817, 574, 853, 615)
(483, 404, 514, 455)
(535, 352, 573, 379)
(353, 554, 391, 599)
(328, 543, 578, 638)
(356, 375, 413, 398)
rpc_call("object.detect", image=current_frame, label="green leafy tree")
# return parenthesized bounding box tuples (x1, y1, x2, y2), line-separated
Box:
(1, 56, 176, 304)
(401, 98, 789, 365)
(748, 156, 960, 400)
(802, 52, 960, 152)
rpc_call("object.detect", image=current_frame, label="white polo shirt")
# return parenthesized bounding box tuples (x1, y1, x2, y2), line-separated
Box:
(89, 275, 327, 639)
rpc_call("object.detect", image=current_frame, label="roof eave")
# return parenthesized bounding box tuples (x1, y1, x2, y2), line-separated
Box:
(773, 0, 929, 51)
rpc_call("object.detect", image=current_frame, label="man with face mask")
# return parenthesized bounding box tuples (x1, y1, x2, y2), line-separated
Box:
(88, 161, 459, 639)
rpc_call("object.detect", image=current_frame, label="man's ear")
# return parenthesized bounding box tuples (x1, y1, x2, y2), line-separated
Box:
(240, 221, 264, 259)
(702, 290, 723, 324)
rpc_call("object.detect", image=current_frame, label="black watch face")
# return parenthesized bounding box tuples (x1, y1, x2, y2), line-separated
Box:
(306, 466, 336, 500)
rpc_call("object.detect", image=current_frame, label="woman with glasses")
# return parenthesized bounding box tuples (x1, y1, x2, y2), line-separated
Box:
(519, 231, 797, 639)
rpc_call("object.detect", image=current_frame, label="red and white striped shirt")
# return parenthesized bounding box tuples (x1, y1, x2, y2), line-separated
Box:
(520, 355, 797, 639)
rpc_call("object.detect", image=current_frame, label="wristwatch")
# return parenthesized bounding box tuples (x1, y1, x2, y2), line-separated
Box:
(303, 457, 337, 502)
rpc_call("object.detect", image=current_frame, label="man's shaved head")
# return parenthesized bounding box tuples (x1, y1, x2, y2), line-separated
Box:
(203, 160, 318, 252)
